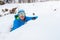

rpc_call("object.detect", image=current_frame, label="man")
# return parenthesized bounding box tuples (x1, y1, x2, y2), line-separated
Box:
(10, 9, 38, 32)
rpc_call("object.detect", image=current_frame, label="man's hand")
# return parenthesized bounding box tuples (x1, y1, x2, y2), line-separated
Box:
(32, 16, 38, 20)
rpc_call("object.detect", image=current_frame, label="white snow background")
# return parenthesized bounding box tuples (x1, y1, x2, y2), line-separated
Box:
(0, 1, 60, 40)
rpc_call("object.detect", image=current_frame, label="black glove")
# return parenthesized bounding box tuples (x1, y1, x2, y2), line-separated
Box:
(32, 16, 38, 20)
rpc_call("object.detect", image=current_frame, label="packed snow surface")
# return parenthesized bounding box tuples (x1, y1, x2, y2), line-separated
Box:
(0, 1, 60, 40)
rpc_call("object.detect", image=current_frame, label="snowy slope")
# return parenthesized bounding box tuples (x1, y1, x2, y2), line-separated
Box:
(0, 1, 60, 40)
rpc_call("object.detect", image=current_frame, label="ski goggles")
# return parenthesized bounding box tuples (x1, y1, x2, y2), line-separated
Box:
(18, 12, 26, 17)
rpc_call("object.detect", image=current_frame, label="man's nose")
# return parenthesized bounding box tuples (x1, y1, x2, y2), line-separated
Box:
(21, 16, 24, 18)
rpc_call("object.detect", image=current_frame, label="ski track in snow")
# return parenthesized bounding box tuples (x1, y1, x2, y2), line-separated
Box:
(0, 1, 60, 40)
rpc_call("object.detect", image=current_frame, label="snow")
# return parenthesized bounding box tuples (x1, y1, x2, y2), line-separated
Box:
(0, 1, 60, 40)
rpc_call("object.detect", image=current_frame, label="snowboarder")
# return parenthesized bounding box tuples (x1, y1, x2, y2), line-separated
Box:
(10, 9, 38, 32)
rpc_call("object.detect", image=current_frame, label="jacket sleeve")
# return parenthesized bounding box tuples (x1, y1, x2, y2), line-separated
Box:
(26, 16, 38, 22)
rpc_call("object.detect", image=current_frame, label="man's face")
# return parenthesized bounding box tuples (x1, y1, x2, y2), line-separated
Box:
(19, 15, 25, 20)
(18, 12, 25, 20)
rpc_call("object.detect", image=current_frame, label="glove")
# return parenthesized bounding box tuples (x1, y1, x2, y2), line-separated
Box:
(32, 16, 38, 20)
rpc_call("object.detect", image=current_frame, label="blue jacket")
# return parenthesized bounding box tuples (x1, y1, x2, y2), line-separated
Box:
(10, 16, 38, 32)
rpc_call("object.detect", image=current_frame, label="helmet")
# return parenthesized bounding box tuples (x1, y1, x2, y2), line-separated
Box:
(18, 9, 25, 13)
(18, 9, 26, 17)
